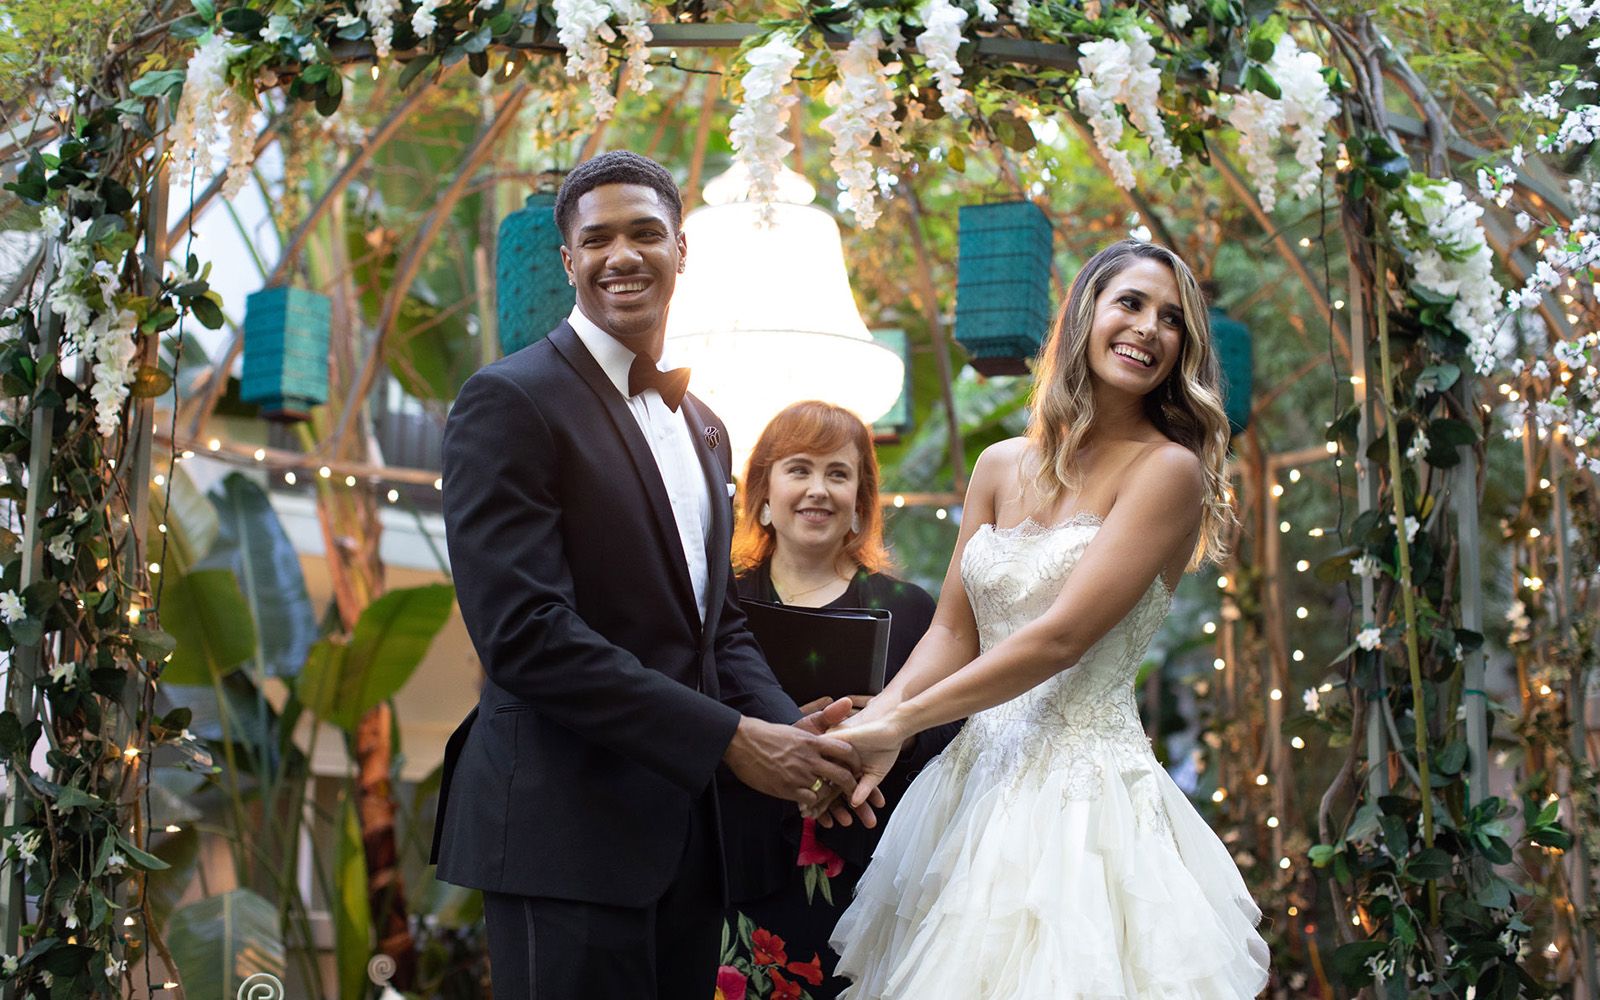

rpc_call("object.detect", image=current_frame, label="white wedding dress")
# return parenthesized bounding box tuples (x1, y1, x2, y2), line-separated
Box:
(831, 514, 1271, 999)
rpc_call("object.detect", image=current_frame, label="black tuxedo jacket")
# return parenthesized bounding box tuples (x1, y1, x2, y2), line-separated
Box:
(431, 322, 800, 906)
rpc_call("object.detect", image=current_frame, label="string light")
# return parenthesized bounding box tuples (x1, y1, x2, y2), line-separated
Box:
(935, 508, 948, 520)
(1319, 682, 1334, 692)
(1295, 606, 1309, 619)
(1212, 788, 1227, 802)
(123, 916, 136, 927)
(1540, 478, 1552, 489)
(207, 438, 221, 451)
(1288, 469, 1301, 483)
(1271, 484, 1285, 498)
(284, 471, 297, 486)
(1256, 774, 1269, 786)
(1279, 856, 1292, 869)
(1202, 621, 1217, 634)
(152, 474, 166, 487)
(1528, 528, 1541, 539)
(1287, 905, 1299, 916)
(1213, 657, 1227, 671)
(127, 606, 142, 625)
(122, 745, 140, 761)
(1525, 576, 1545, 591)
(1280, 520, 1291, 533)
(1325, 442, 1338, 454)
(1333, 299, 1346, 310)
(1298, 237, 1312, 248)
(893, 495, 906, 508)
(344, 475, 357, 487)
(1308, 528, 1325, 537)
(1539, 683, 1553, 695)
(1291, 736, 1306, 749)
(164, 824, 180, 833)
(181, 450, 194, 460)
(434, 478, 443, 491)
(1295, 559, 1310, 572)
(1217, 576, 1230, 589)
(148, 562, 160, 574)
(1267, 816, 1280, 828)
(387, 489, 400, 503)
(318, 466, 332, 479)
(1269, 688, 1283, 701)
(371, 65, 380, 80)
(253, 448, 266, 461)
(1292, 649, 1305, 661)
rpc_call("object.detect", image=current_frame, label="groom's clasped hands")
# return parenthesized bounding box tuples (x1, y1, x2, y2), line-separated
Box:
(723, 696, 891, 828)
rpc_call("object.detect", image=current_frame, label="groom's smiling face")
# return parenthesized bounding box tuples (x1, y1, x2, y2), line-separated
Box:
(560, 183, 687, 360)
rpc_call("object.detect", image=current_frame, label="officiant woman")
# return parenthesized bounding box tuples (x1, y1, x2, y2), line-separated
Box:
(716, 400, 963, 1000)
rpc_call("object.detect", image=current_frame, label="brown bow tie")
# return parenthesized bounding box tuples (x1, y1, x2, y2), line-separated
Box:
(627, 353, 691, 411)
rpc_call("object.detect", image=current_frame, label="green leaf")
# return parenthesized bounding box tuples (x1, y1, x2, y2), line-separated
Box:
(1407, 847, 1452, 880)
(130, 69, 186, 98)
(159, 569, 258, 685)
(334, 794, 372, 1000)
(299, 584, 455, 730)
(170, 14, 210, 38)
(189, 295, 225, 330)
(55, 785, 105, 811)
(1241, 64, 1281, 99)
(201, 474, 317, 678)
(153, 462, 219, 579)
(166, 889, 286, 999)
(1330, 940, 1387, 986)
(1530, 825, 1574, 850)
(132, 626, 178, 663)
(115, 835, 172, 871)
(1433, 740, 1468, 775)
(947, 145, 966, 173)
(398, 53, 437, 90)
(193, 0, 216, 19)
(1414, 363, 1460, 395)
(220, 7, 266, 33)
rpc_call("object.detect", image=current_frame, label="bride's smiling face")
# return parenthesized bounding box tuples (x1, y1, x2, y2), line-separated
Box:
(1083, 258, 1185, 399)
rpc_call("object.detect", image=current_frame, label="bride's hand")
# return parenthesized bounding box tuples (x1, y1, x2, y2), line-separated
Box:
(833, 714, 906, 811)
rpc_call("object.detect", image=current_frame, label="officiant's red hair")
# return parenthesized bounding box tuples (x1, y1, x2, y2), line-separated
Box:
(733, 401, 889, 576)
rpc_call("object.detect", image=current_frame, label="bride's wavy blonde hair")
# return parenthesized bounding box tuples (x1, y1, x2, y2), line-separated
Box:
(1027, 240, 1236, 567)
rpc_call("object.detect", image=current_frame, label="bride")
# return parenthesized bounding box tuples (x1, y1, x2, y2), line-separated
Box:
(821, 240, 1271, 998)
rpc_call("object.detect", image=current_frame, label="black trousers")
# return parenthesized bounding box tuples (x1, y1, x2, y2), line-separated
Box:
(482, 797, 722, 999)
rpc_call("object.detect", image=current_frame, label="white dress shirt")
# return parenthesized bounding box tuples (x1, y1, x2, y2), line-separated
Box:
(568, 307, 712, 624)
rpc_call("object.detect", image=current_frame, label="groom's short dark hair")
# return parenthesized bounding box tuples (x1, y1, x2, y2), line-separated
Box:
(554, 151, 684, 242)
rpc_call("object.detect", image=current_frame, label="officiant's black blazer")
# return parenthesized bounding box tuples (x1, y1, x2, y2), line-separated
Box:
(431, 321, 799, 906)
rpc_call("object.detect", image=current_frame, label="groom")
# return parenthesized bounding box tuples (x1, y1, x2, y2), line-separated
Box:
(431, 151, 875, 999)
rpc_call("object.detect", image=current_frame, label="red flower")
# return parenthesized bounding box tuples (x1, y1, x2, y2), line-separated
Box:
(768, 968, 802, 1000)
(751, 927, 788, 967)
(796, 818, 845, 878)
(786, 953, 825, 986)
(714, 966, 747, 1000)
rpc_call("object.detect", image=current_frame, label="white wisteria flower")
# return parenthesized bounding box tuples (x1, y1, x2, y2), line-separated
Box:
(411, 0, 444, 38)
(1168, 2, 1192, 28)
(1357, 627, 1383, 651)
(1221, 34, 1337, 211)
(821, 30, 902, 229)
(1302, 687, 1320, 712)
(1405, 427, 1430, 462)
(48, 662, 75, 689)
(358, 0, 401, 57)
(105, 852, 127, 873)
(975, 0, 999, 21)
(0, 591, 25, 624)
(170, 34, 259, 198)
(1389, 178, 1505, 375)
(104, 956, 124, 981)
(1074, 27, 1180, 190)
(553, 0, 654, 120)
(917, 0, 970, 117)
(38, 205, 65, 234)
(729, 32, 804, 217)
(1, 955, 15, 976)
(1008, 0, 1031, 26)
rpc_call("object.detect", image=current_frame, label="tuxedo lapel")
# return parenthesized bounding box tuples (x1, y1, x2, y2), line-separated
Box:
(682, 394, 731, 625)
(549, 323, 698, 619)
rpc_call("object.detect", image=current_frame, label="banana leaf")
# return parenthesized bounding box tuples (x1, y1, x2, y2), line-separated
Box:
(298, 583, 455, 730)
(165, 888, 286, 999)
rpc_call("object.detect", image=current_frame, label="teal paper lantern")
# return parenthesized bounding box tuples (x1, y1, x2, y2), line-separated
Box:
(870, 329, 912, 439)
(1209, 307, 1252, 436)
(496, 192, 575, 356)
(240, 286, 331, 422)
(954, 201, 1053, 376)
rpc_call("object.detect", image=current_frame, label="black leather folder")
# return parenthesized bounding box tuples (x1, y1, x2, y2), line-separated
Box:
(739, 599, 892, 706)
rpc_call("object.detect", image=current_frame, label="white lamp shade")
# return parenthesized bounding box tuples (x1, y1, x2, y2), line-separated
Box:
(666, 166, 904, 476)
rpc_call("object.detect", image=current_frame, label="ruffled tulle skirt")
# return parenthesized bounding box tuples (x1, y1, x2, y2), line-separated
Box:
(830, 732, 1270, 999)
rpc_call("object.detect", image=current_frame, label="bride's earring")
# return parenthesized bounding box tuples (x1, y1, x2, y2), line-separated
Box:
(759, 502, 772, 527)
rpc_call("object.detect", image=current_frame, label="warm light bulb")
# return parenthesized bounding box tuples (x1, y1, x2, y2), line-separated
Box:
(1217, 576, 1230, 589)
(345, 475, 357, 487)
(1296, 606, 1309, 619)
(1288, 469, 1301, 483)
(434, 478, 443, 491)
(1267, 816, 1280, 828)
(1280, 521, 1291, 533)
(1212, 788, 1227, 802)
(1291, 737, 1306, 749)
(1292, 649, 1305, 661)
(1213, 657, 1226, 671)
(1325, 442, 1338, 454)
(1279, 856, 1292, 869)
(1203, 621, 1217, 634)
(935, 508, 948, 520)
(285, 471, 297, 486)
(253, 448, 265, 462)
(207, 438, 220, 451)
(893, 495, 906, 508)
(387, 489, 399, 503)
(1271, 484, 1285, 497)
(1256, 774, 1269, 786)
(319, 466, 332, 479)
(1269, 688, 1283, 701)
(1295, 560, 1310, 572)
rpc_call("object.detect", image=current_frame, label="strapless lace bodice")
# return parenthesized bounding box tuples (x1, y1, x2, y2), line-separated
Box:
(833, 513, 1269, 999)
(944, 513, 1173, 801)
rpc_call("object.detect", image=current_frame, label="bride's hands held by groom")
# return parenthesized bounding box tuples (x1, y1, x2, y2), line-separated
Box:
(807, 697, 911, 828)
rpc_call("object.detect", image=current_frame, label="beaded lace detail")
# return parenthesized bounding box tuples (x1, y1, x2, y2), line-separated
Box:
(945, 514, 1175, 824)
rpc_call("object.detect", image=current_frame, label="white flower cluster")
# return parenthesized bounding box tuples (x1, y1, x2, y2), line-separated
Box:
(411, 0, 445, 37)
(553, 0, 654, 120)
(359, 0, 402, 57)
(47, 221, 139, 437)
(729, 32, 803, 218)
(1221, 34, 1336, 212)
(0, 590, 24, 624)
(1074, 27, 1179, 190)
(1357, 627, 1383, 651)
(917, 0, 970, 117)
(170, 34, 258, 199)
(821, 30, 903, 229)
(1388, 178, 1505, 375)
